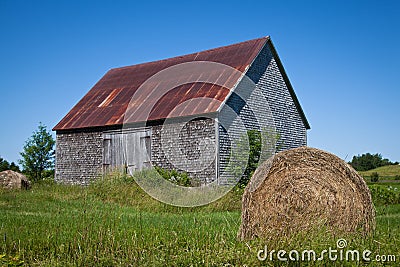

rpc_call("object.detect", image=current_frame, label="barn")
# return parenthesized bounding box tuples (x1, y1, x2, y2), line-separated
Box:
(53, 36, 310, 185)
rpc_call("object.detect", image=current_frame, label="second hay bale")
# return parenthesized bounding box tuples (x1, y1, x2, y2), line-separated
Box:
(0, 170, 31, 190)
(239, 147, 375, 240)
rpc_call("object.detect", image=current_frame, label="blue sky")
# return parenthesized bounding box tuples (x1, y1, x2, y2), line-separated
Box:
(0, 0, 399, 164)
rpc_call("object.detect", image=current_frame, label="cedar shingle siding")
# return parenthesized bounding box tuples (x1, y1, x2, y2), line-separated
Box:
(54, 37, 309, 185)
(55, 131, 103, 185)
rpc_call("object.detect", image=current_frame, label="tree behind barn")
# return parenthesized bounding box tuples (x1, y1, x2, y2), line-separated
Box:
(19, 123, 55, 182)
(0, 156, 20, 172)
(350, 153, 397, 171)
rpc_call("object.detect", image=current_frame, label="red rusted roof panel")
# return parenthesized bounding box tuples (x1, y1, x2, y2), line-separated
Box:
(53, 37, 268, 131)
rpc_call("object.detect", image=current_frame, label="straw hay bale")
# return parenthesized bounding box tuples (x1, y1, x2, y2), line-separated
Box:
(239, 147, 375, 240)
(0, 170, 31, 190)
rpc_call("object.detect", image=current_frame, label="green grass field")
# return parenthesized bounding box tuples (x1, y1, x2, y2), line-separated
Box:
(1, 174, 400, 266)
(359, 165, 400, 181)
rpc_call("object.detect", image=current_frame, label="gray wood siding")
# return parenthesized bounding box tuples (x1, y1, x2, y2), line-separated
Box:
(103, 128, 152, 174)
(218, 42, 307, 184)
(55, 131, 103, 185)
(151, 118, 216, 184)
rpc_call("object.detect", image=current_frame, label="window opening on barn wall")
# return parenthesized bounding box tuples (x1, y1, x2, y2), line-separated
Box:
(103, 135, 111, 165)
(141, 136, 151, 168)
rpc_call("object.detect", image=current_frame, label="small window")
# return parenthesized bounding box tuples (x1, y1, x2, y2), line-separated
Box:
(103, 139, 111, 165)
(141, 136, 151, 160)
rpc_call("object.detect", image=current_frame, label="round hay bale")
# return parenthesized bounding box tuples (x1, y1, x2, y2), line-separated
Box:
(238, 147, 375, 240)
(0, 170, 31, 190)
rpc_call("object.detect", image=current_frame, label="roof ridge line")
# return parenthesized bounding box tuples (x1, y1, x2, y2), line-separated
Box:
(110, 36, 270, 72)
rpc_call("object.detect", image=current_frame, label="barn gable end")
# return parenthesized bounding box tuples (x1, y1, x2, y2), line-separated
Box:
(217, 40, 308, 183)
(248, 39, 308, 150)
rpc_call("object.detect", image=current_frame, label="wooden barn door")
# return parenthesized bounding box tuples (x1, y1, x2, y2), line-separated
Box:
(103, 128, 152, 175)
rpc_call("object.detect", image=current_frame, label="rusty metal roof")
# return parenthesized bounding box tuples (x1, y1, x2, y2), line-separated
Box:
(53, 37, 269, 131)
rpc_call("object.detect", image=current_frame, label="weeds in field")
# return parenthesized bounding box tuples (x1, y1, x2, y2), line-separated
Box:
(0, 173, 399, 266)
(370, 184, 400, 205)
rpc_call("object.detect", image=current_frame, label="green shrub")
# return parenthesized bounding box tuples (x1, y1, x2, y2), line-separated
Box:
(229, 128, 281, 189)
(370, 172, 379, 182)
(395, 175, 400, 180)
(369, 185, 400, 205)
(154, 166, 193, 187)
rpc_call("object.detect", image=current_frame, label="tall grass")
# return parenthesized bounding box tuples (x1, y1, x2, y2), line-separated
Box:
(1, 173, 399, 266)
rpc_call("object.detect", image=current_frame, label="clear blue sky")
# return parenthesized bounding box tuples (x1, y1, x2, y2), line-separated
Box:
(1, 0, 399, 164)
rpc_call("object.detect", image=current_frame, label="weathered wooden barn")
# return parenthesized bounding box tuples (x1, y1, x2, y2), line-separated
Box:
(53, 36, 310, 185)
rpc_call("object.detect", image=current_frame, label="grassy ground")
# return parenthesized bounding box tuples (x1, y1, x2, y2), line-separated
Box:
(1, 174, 400, 266)
(359, 165, 400, 181)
